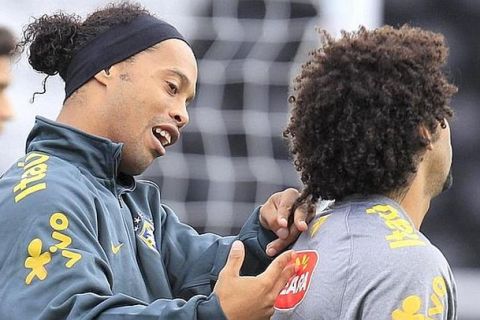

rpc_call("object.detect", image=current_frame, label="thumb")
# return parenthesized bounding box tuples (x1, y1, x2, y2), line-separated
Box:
(223, 240, 245, 277)
(260, 250, 295, 284)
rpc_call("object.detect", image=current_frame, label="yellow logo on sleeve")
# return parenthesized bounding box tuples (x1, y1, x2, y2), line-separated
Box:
(24, 212, 82, 285)
(366, 204, 426, 249)
(309, 214, 331, 238)
(24, 238, 51, 285)
(392, 276, 448, 319)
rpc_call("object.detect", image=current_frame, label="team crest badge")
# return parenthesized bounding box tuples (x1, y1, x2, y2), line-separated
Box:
(133, 212, 157, 251)
(274, 250, 318, 310)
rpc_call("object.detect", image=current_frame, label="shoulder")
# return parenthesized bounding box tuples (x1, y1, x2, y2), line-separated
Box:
(0, 154, 100, 261)
(0, 152, 96, 221)
(302, 200, 452, 283)
(346, 205, 452, 294)
(334, 200, 430, 259)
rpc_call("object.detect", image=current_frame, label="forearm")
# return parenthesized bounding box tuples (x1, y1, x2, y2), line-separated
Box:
(95, 293, 226, 320)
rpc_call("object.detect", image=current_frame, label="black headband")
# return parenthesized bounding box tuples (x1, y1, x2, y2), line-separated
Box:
(62, 15, 188, 99)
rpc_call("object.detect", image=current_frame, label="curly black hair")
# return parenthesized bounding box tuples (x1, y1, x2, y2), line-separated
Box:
(18, 1, 149, 99)
(284, 25, 457, 204)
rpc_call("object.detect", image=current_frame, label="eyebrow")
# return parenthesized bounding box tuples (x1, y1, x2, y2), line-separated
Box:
(166, 68, 196, 102)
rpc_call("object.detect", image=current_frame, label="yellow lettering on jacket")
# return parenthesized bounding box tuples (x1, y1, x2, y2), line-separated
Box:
(24, 212, 82, 285)
(14, 152, 49, 203)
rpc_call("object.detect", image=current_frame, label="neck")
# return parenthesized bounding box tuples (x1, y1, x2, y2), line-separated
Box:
(56, 88, 109, 138)
(390, 166, 432, 230)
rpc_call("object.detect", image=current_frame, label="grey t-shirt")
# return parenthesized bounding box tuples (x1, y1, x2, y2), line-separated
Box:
(273, 195, 456, 320)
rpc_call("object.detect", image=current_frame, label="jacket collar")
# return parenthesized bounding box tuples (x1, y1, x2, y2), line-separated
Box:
(26, 116, 135, 194)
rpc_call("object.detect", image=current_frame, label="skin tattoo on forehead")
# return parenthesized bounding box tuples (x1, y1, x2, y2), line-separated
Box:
(119, 73, 131, 81)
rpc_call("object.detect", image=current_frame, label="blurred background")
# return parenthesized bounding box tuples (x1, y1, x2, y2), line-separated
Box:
(0, 0, 478, 318)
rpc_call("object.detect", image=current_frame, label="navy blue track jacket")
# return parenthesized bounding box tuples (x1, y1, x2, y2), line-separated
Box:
(0, 117, 277, 319)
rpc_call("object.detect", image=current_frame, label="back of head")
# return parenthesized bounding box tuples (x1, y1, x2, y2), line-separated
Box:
(0, 27, 15, 57)
(285, 25, 457, 204)
(20, 2, 150, 94)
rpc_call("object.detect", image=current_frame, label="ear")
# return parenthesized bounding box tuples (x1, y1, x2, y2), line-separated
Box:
(418, 124, 433, 151)
(93, 66, 118, 86)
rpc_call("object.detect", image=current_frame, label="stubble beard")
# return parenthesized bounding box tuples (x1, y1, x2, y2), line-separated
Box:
(441, 168, 453, 193)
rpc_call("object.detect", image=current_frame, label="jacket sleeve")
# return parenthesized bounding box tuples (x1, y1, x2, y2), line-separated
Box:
(0, 174, 227, 320)
(158, 204, 278, 300)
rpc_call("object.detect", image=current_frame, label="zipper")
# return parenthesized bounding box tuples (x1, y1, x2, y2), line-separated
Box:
(118, 194, 123, 208)
(113, 144, 123, 208)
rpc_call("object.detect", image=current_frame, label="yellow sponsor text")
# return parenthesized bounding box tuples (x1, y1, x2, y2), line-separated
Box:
(366, 204, 425, 249)
(24, 212, 82, 285)
(392, 276, 448, 320)
(49, 212, 82, 268)
(14, 152, 49, 203)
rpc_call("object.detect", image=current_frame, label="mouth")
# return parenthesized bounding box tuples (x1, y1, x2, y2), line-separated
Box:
(151, 124, 179, 150)
(153, 127, 172, 147)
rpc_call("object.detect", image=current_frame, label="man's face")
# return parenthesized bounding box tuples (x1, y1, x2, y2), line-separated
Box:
(103, 39, 197, 175)
(428, 119, 453, 196)
(0, 56, 13, 133)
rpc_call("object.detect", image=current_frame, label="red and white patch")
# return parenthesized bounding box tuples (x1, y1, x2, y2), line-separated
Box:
(274, 250, 318, 311)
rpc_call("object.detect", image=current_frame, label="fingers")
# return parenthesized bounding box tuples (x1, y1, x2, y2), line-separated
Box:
(276, 188, 300, 229)
(260, 250, 295, 285)
(259, 191, 284, 233)
(293, 202, 316, 232)
(265, 203, 316, 257)
(266, 223, 300, 257)
(222, 240, 245, 277)
(260, 188, 316, 257)
(260, 188, 300, 240)
(272, 259, 297, 295)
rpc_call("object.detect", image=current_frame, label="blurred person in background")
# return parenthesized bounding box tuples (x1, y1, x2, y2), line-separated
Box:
(0, 2, 313, 319)
(273, 25, 457, 319)
(0, 26, 15, 133)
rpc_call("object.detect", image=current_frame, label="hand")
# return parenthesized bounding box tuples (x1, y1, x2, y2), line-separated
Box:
(259, 188, 315, 257)
(214, 241, 296, 320)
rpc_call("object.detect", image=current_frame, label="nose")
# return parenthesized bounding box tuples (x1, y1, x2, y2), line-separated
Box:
(169, 104, 189, 129)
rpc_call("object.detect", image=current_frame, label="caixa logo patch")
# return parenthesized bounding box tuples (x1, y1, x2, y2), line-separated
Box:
(274, 250, 318, 310)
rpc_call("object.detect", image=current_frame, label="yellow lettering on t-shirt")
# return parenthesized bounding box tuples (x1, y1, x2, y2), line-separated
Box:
(428, 276, 447, 316)
(366, 204, 426, 249)
(392, 276, 448, 319)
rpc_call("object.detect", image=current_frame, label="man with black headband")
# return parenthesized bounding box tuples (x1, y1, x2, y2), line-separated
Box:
(0, 3, 311, 319)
